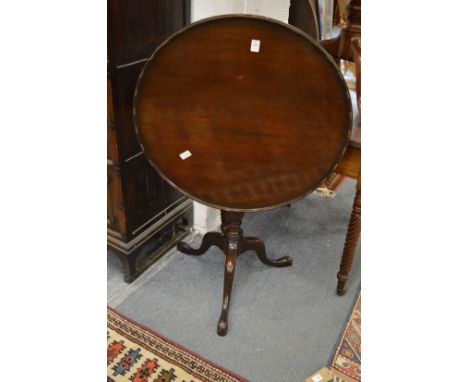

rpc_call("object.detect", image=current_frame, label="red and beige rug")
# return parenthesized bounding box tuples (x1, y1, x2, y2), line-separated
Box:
(306, 290, 361, 382)
(107, 307, 248, 382)
(330, 290, 361, 381)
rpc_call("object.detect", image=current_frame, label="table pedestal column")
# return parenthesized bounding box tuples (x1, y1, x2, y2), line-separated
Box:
(177, 210, 293, 336)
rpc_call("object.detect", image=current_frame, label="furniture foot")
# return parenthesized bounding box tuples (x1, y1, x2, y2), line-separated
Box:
(177, 232, 224, 256)
(245, 237, 293, 267)
(113, 250, 138, 283)
(337, 181, 361, 296)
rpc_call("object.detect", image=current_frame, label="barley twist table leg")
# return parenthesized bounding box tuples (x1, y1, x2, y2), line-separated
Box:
(337, 180, 361, 296)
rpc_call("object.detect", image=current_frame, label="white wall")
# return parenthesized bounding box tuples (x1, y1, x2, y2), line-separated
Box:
(190, 0, 290, 232)
(191, 0, 290, 23)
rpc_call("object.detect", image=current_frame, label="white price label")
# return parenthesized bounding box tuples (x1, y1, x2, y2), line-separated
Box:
(250, 39, 261, 53)
(312, 374, 323, 382)
(179, 150, 192, 160)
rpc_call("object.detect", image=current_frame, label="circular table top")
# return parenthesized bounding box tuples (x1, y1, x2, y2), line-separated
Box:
(134, 15, 352, 212)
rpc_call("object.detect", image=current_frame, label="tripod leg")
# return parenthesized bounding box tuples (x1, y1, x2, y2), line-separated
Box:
(217, 252, 237, 336)
(245, 237, 293, 267)
(216, 210, 245, 336)
(177, 232, 224, 256)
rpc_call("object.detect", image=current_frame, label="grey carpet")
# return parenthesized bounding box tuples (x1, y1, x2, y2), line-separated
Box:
(107, 179, 361, 382)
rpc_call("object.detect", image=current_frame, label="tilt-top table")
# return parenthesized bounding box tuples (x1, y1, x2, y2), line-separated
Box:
(133, 15, 352, 335)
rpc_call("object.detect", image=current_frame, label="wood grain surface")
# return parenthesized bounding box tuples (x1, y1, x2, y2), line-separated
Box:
(134, 15, 352, 211)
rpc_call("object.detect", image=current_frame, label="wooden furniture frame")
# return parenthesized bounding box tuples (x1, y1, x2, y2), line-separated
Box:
(134, 16, 352, 335)
(107, 0, 193, 283)
(288, 0, 361, 296)
(321, 0, 361, 295)
(288, 0, 320, 40)
(334, 124, 360, 295)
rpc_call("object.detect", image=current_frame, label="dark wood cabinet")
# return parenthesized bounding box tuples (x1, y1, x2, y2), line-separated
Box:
(107, 0, 192, 282)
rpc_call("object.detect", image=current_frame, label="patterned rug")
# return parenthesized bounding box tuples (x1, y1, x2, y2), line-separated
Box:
(107, 307, 248, 382)
(329, 289, 361, 381)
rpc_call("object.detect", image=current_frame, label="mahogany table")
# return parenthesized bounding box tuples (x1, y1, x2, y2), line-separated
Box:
(134, 15, 352, 335)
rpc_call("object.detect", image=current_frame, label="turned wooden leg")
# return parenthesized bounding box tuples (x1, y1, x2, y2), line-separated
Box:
(337, 180, 361, 296)
(217, 211, 243, 336)
(245, 237, 293, 267)
(177, 232, 224, 256)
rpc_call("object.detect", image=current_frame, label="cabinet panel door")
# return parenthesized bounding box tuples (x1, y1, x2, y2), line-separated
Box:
(107, 79, 119, 163)
(111, 63, 145, 160)
(107, 164, 127, 237)
(108, 0, 187, 67)
(121, 154, 185, 238)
